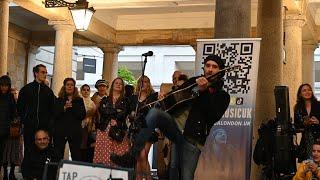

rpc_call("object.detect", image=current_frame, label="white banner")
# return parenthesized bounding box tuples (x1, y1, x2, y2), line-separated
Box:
(194, 38, 261, 180)
(57, 161, 133, 180)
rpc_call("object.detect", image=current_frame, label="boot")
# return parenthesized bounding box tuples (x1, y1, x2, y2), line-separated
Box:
(8, 165, 16, 180)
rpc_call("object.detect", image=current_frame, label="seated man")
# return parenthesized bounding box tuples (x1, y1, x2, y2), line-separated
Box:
(21, 129, 58, 180)
(294, 140, 320, 180)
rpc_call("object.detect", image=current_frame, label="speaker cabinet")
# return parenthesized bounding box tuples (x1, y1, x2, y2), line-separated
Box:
(274, 86, 291, 130)
(274, 134, 296, 174)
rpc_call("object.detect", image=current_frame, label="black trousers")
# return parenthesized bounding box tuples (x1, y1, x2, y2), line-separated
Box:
(23, 132, 34, 154)
(0, 135, 8, 165)
(53, 133, 81, 161)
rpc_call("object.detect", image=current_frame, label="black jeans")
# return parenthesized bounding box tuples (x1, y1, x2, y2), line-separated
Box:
(0, 135, 8, 165)
(145, 109, 184, 144)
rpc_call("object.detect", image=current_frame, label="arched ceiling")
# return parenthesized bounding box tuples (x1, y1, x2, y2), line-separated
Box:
(91, 0, 258, 30)
(8, 0, 320, 44)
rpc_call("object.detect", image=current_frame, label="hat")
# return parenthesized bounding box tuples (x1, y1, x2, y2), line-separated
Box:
(95, 79, 109, 89)
(204, 55, 225, 69)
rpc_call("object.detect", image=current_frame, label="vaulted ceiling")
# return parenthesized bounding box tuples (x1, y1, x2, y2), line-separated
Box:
(8, 0, 320, 44)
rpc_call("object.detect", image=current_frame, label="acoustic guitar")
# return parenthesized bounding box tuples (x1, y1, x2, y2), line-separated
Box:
(141, 65, 239, 113)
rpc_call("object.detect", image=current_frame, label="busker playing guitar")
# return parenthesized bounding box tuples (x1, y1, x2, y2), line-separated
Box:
(111, 55, 230, 180)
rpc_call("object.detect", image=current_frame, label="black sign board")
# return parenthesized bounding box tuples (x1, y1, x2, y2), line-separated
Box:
(83, 58, 96, 73)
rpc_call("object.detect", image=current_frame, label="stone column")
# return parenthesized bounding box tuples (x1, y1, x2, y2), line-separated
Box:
(302, 40, 318, 86)
(99, 44, 122, 84)
(252, 0, 284, 179)
(214, 0, 251, 38)
(0, 0, 9, 75)
(283, 15, 305, 117)
(26, 45, 40, 83)
(49, 21, 75, 95)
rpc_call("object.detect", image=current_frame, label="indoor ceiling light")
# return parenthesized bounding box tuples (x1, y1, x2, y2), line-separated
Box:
(45, 0, 95, 31)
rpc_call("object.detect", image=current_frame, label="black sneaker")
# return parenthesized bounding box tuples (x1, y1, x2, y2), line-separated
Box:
(110, 152, 135, 168)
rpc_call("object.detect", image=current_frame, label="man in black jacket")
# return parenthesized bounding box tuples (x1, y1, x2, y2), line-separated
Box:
(17, 64, 55, 152)
(21, 129, 58, 180)
(112, 55, 230, 180)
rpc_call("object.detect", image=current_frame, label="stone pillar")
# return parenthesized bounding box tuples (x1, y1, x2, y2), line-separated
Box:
(0, 0, 9, 75)
(252, 0, 284, 179)
(283, 15, 305, 117)
(302, 40, 318, 87)
(26, 45, 40, 83)
(49, 21, 75, 95)
(214, 0, 251, 38)
(99, 44, 122, 84)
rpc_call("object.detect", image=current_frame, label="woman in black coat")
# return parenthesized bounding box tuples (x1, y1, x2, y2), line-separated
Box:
(54, 78, 86, 161)
(294, 83, 320, 162)
(0, 75, 16, 178)
(93, 77, 131, 167)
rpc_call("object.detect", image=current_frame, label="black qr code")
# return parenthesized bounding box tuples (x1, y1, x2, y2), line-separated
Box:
(203, 42, 253, 94)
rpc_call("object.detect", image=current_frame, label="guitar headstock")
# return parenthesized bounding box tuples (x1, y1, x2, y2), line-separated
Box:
(221, 65, 241, 73)
(206, 65, 241, 81)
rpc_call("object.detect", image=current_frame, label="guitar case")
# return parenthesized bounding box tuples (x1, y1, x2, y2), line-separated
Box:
(156, 136, 171, 179)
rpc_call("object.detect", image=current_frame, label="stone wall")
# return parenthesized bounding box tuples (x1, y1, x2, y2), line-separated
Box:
(7, 23, 30, 90)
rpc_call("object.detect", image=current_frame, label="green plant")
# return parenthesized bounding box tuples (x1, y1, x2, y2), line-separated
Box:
(118, 66, 137, 85)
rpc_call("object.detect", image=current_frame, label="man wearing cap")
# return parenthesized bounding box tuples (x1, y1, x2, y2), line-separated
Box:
(91, 79, 109, 107)
(112, 55, 230, 180)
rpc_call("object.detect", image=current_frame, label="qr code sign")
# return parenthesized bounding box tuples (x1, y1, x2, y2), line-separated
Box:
(202, 42, 253, 94)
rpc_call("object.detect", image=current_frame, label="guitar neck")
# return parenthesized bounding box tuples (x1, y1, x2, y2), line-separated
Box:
(140, 65, 238, 113)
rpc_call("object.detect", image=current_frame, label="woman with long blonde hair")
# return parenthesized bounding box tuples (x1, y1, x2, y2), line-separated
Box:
(116, 75, 158, 180)
(134, 76, 158, 180)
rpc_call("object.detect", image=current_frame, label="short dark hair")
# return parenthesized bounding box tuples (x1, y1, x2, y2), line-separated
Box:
(0, 75, 11, 89)
(33, 64, 46, 79)
(80, 84, 90, 91)
(204, 55, 225, 69)
(314, 138, 320, 146)
(125, 84, 134, 97)
(178, 74, 188, 82)
(34, 129, 49, 139)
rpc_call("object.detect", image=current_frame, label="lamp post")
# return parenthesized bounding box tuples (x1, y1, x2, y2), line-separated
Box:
(45, 0, 95, 31)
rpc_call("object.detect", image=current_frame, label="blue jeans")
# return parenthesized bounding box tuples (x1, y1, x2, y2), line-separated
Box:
(169, 143, 180, 180)
(145, 108, 201, 180)
(180, 140, 201, 180)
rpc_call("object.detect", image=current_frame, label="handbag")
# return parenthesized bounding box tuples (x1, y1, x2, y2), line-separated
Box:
(108, 125, 125, 142)
(10, 121, 20, 138)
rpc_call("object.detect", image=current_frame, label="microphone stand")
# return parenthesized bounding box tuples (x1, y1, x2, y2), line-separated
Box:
(129, 55, 148, 143)
(127, 55, 149, 179)
(137, 56, 148, 106)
